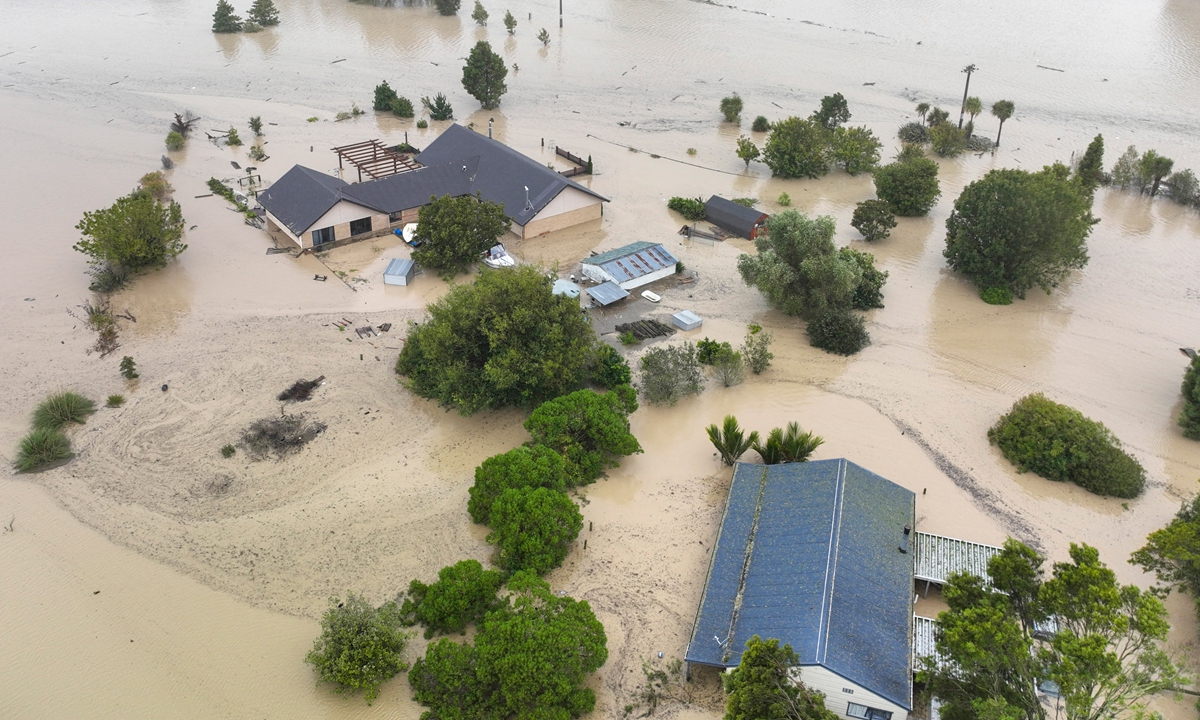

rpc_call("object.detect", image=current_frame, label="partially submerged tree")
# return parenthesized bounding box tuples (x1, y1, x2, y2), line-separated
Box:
(74, 192, 186, 275)
(412, 192, 511, 277)
(433, 0, 461, 15)
(707, 415, 758, 466)
(1109, 145, 1142, 190)
(1179, 355, 1200, 440)
(991, 99, 1015, 146)
(741, 324, 774, 374)
(1132, 493, 1200, 620)
(212, 0, 243, 33)
(736, 135, 760, 168)
(830, 125, 881, 175)
(1074, 134, 1105, 196)
(811, 92, 850, 130)
(873, 156, 940, 216)
(471, 0, 488, 25)
(421, 92, 454, 120)
(503, 8, 516, 33)
(840, 246, 887, 310)
(929, 122, 967, 157)
(487, 486, 583, 575)
(401, 560, 503, 638)
(944, 164, 1096, 298)
(373, 80, 398, 111)
(639, 342, 704, 406)
(752, 422, 823, 465)
(963, 96, 982, 125)
(1138, 149, 1174, 197)
(461, 40, 508, 109)
(396, 266, 595, 414)
(762, 116, 830, 179)
(805, 309, 870, 356)
(724, 636, 839, 720)
(851, 199, 896, 241)
(525, 388, 642, 483)
(537, 27, 550, 45)
(247, 0, 280, 26)
(306, 594, 409, 705)
(915, 102, 930, 124)
(468, 445, 569, 525)
(720, 94, 744, 123)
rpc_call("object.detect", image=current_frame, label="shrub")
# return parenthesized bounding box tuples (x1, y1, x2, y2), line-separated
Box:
(873, 156, 941, 216)
(712, 347, 745, 387)
(247, 0, 280, 26)
(667, 196, 706, 221)
(806, 309, 869, 355)
(401, 560, 503, 638)
(107, 394, 125, 408)
(248, 145, 266, 161)
(707, 415, 758, 465)
(390, 96, 415, 118)
(720, 94, 743, 122)
(471, 0, 488, 25)
(763, 116, 831, 179)
(840, 247, 888, 310)
(14, 428, 72, 472)
(433, 0, 461, 15)
(639, 342, 704, 406)
(850, 199, 896, 241)
(417, 119, 428, 129)
(503, 9, 516, 33)
(741, 325, 773, 374)
(242, 20, 262, 32)
(929, 122, 966, 157)
(307, 116, 319, 123)
(1179, 356, 1200, 440)
(696, 338, 733, 365)
(220, 443, 236, 458)
(619, 331, 638, 346)
(897, 122, 929, 144)
(830, 125, 882, 175)
(226, 127, 242, 146)
(752, 115, 771, 132)
(139, 171, 173, 202)
(469, 445, 569, 524)
(33, 392, 97, 431)
(926, 107, 950, 126)
(980, 287, 1014, 305)
(421, 93, 454, 121)
(119, 355, 139, 379)
(75, 192, 187, 273)
(988, 394, 1146, 498)
(487, 487, 583, 575)
(249, 115, 264, 135)
(306, 594, 409, 704)
(590, 344, 632, 389)
(811, 92, 851, 130)
(537, 27, 550, 45)
(89, 263, 129, 294)
(279, 377, 323, 402)
(374, 81, 398, 110)
(525, 388, 641, 483)
(165, 131, 185, 151)
(777, 192, 791, 206)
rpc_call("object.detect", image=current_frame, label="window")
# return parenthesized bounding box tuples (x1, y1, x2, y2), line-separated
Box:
(349, 217, 373, 236)
(847, 702, 892, 720)
(312, 226, 335, 246)
(389, 211, 405, 223)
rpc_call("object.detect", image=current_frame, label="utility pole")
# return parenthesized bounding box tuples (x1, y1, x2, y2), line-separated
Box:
(559, 0, 563, 27)
(958, 64, 977, 129)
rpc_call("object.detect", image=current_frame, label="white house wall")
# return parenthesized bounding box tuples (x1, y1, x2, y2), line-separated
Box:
(618, 265, 674, 290)
(794, 666, 909, 720)
(580, 265, 614, 286)
(537, 186, 599, 217)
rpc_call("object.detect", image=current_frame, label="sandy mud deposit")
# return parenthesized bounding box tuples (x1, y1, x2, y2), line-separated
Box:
(3, 0, 1200, 717)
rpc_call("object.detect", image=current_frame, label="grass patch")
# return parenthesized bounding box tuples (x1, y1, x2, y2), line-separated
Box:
(619, 331, 638, 346)
(242, 414, 327, 460)
(106, 394, 125, 408)
(33, 392, 97, 431)
(221, 444, 237, 458)
(14, 428, 72, 472)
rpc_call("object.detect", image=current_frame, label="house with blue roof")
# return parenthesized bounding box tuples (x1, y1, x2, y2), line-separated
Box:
(685, 459, 916, 720)
(580, 241, 679, 290)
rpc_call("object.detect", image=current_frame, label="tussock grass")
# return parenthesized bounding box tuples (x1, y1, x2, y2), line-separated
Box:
(14, 428, 72, 472)
(106, 394, 125, 408)
(33, 392, 97, 431)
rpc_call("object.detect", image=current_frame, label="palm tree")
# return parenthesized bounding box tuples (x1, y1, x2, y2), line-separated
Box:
(779, 422, 823, 462)
(964, 96, 982, 124)
(915, 102, 930, 124)
(707, 416, 759, 466)
(1139, 150, 1174, 197)
(752, 427, 786, 465)
(991, 100, 1015, 147)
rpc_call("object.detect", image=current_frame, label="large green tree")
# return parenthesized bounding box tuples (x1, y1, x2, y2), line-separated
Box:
(525, 388, 641, 484)
(762, 117, 830, 179)
(873, 156, 940, 216)
(400, 560, 504, 638)
(433, 0, 461, 15)
(412, 192, 511, 278)
(944, 164, 1096, 298)
(1132, 494, 1200, 618)
(74, 192, 186, 273)
(469, 444, 569, 524)
(247, 0, 280, 26)
(396, 265, 595, 414)
(462, 40, 507, 109)
(811, 92, 850, 131)
(487, 487, 583, 574)
(723, 635, 838, 720)
(851, 199, 896, 241)
(1138, 150, 1174, 197)
(1074, 134, 1105, 196)
(639, 343, 704, 406)
(211, 0, 243, 32)
(1179, 356, 1200, 439)
(306, 594, 410, 705)
(830, 125, 881, 175)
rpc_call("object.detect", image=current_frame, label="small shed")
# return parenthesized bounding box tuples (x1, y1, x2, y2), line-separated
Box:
(705, 196, 769, 240)
(672, 310, 703, 331)
(587, 281, 630, 307)
(581, 242, 679, 290)
(383, 258, 415, 286)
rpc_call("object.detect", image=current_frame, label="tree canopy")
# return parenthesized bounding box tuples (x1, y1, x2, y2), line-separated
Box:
(469, 444, 569, 524)
(923, 540, 1181, 720)
(247, 0, 280, 26)
(944, 165, 1096, 298)
(723, 635, 838, 720)
(433, 0, 461, 15)
(412, 192, 511, 278)
(306, 593, 410, 705)
(736, 135, 760, 168)
(74, 192, 186, 274)
(830, 125, 881, 175)
(396, 265, 595, 415)
(1074, 134, 1105, 196)
(721, 94, 744, 123)
(462, 40, 507, 109)
(639, 342, 704, 406)
(487, 486, 583, 575)
(524, 388, 641, 484)
(212, 0, 243, 32)
(1179, 355, 1200, 440)
(401, 559, 503, 638)
(873, 156, 940, 216)
(1132, 494, 1200, 621)
(373, 80, 398, 111)
(762, 117, 830, 179)
(851, 199, 896, 241)
(991, 100, 1015, 146)
(810, 93, 850, 130)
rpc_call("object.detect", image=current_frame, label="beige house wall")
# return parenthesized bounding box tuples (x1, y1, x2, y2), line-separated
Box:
(793, 666, 909, 720)
(265, 211, 304, 248)
(522, 200, 603, 238)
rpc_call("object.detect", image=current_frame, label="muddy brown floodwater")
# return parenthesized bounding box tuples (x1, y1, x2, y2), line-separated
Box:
(2, 0, 1200, 718)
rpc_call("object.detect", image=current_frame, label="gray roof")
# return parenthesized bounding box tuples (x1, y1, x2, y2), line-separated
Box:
(417, 124, 608, 226)
(343, 159, 476, 214)
(257, 166, 349, 237)
(384, 258, 414, 277)
(704, 195, 768, 239)
(685, 459, 915, 710)
(581, 242, 678, 284)
(587, 280, 629, 306)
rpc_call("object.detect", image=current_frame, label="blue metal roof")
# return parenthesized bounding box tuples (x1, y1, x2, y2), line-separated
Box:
(581, 242, 678, 284)
(686, 459, 915, 710)
(384, 258, 414, 277)
(587, 281, 629, 306)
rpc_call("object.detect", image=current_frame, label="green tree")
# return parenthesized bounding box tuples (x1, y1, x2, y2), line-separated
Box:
(1180, 355, 1200, 439)
(736, 210, 865, 320)
(1138, 149, 1173, 197)
(469, 445, 569, 524)
(720, 94, 744, 123)
(525, 388, 641, 484)
(639, 342, 704, 406)
(988, 394, 1145, 498)
(724, 635, 838, 720)
(873, 156, 940, 216)
(433, 0, 461, 15)
(752, 115, 771, 132)
(138, 171, 173, 202)
(471, 0, 488, 25)
(248, 115, 264, 136)
(409, 639, 489, 718)
(1075, 134, 1104, 196)
(589, 344, 632, 389)
(412, 193, 511, 278)
(915, 102, 930, 124)
(165, 130, 185, 151)
(401, 560, 503, 638)
(225, 127, 242, 146)
(964, 96, 982, 125)
(487, 487, 583, 574)
(707, 415, 759, 466)
(390, 96, 415, 117)
(736, 135, 760, 168)
(537, 27, 550, 45)
(811, 92, 850, 130)
(991, 100, 1015, 146)
(927, 106, 950, 127)
(462, 40, 508, 109)
(306, 593, 410, 705)
(830, 125, 881, 175)
(211, 0, 243, 32)
(247, 0, 280, 26)
(421, 92, 454, 120)
(1166, 169, 1199, 205)
(944, 165, 1096, 298)
(373, 80, 398, 111)
(752, 422, 823, 465)
(74, 192, 186, 274)
(762, 116, 831, 179)
(712, 346, 745, 387)
(930, 122, 967, 157)
(898, 121, 929, 144)
(839, 246, 887, 310)
(851, 199, 896, 241)
(396, 266, 595, 414)
(503, 8, 516, 33)
(1132, 494, 1200, 618)
(741, 325, 774, 374)
(805, 309, 869, 355)
(1109, 145, 1141, 190)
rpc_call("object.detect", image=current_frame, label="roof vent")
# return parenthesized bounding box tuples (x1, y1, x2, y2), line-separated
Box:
(899, 525, 911, 554)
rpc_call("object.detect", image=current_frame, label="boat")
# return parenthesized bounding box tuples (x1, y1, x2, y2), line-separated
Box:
(395, 223, 423, 248)
(482, 243, 516, 269)
(641, 290, 661, 303)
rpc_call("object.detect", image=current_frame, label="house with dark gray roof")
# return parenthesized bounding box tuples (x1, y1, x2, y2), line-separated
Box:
(258, 124, 608, 250)
(686, 459, 916, 720)
(580, 241, 678, 290)
(704, 195, 769, 240)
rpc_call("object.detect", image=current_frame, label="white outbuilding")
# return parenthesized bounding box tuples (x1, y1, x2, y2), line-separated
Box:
(580, 242, 679, 290)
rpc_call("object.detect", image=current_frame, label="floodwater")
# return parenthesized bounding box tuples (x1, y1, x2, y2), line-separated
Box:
(3, 0, 1200, 717)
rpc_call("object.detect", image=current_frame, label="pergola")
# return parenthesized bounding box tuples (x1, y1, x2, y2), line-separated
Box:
(332, 140, 419, 182)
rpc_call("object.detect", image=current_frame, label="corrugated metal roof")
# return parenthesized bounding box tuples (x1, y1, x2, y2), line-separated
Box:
(587, 281, 629, 306)
(705, 195, 768, 239)
(685, 459, 915, 710)
(384, 258, 414, 277)
(912, 615, 942, 671)
(914, 532, 1002, 585)
(257, 166, 349, 237)
(581, 242, 678, 284)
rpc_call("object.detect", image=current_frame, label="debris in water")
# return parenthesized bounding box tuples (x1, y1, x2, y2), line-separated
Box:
(278, 376, 325, 402)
